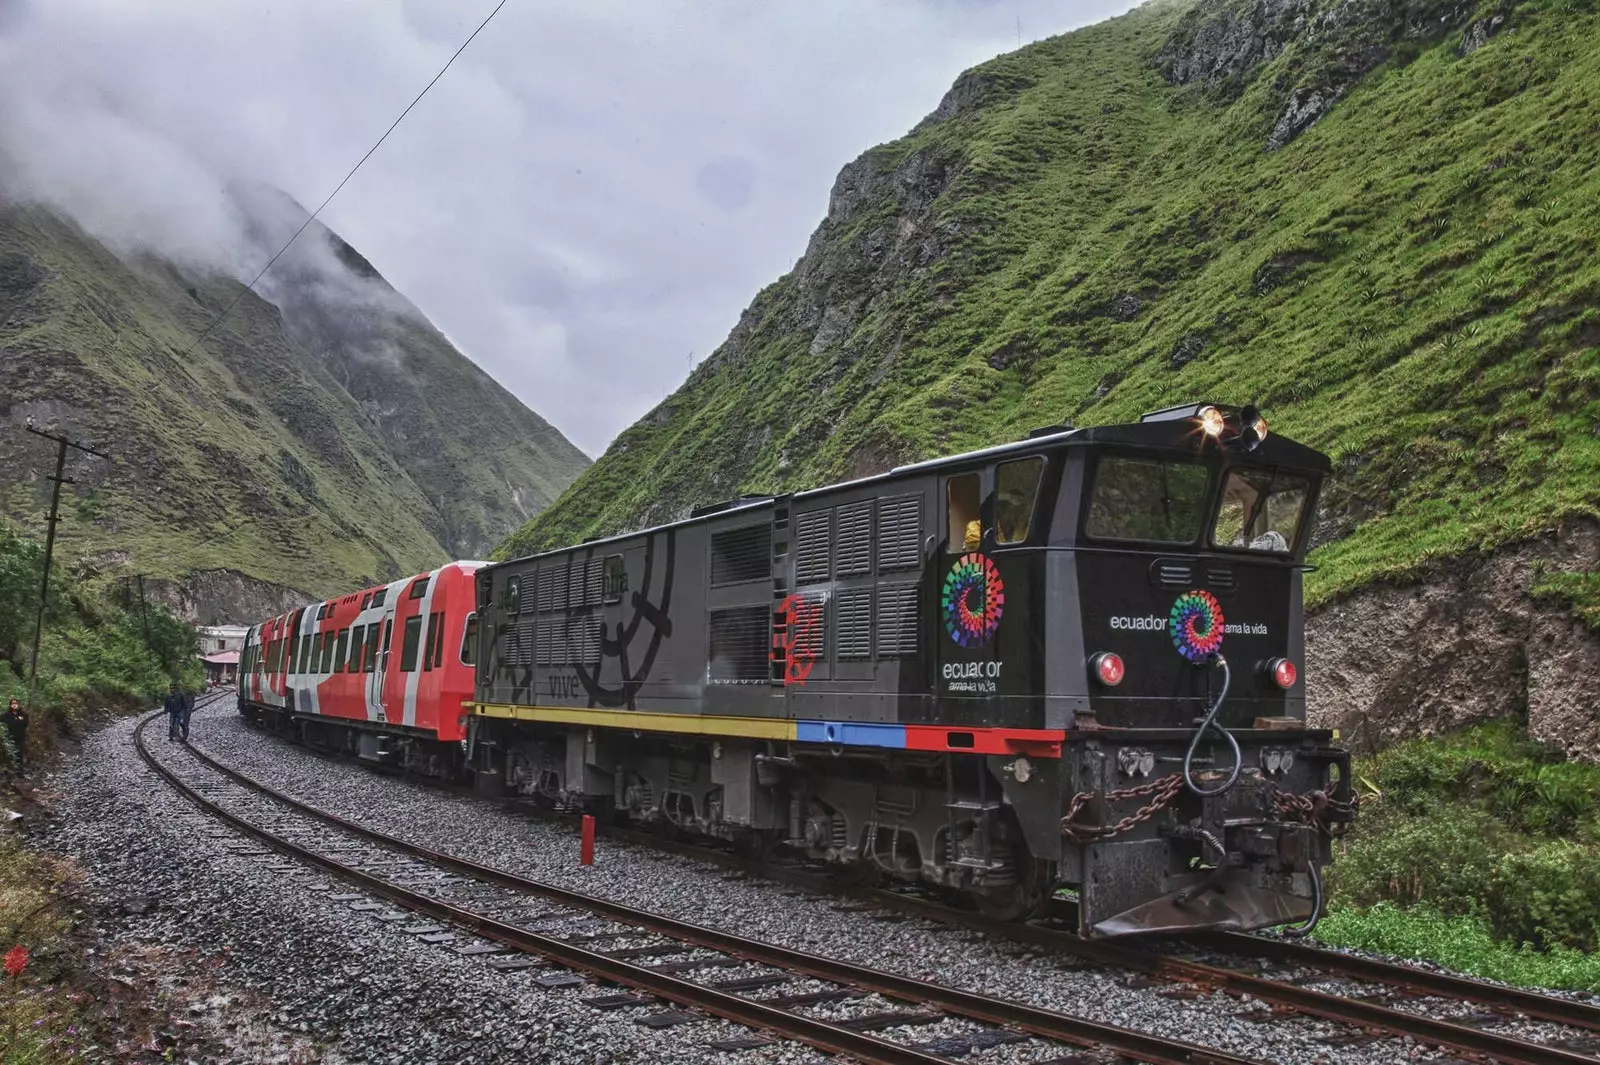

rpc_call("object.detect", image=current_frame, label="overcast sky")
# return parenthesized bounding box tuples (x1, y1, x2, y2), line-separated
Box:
(0, 0, 1137, 457)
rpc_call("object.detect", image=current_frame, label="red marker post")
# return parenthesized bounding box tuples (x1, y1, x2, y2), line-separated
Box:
(580, 814, 595, 866)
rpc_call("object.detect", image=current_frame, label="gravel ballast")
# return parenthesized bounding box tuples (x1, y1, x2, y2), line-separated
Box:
(35, 704, 833, 1065)
(88, 698, 1517, 1065)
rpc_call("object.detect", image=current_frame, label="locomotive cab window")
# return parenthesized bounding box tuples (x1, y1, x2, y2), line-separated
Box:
(995, 457, 1044, 544)
(947, 472, 982, 551)
(1085, 455, 1209, 544)
(1213, 467, 1312, 554)
(505, 576, 521, 615)
(461, 613, 479, 666)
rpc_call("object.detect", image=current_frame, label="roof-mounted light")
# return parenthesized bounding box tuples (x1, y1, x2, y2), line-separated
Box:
(1198, 405, 1226, 438)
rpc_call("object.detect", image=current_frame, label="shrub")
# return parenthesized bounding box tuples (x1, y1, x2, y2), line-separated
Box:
(1485, 842, 1600, 952)
(1325, 804, 1503, 916)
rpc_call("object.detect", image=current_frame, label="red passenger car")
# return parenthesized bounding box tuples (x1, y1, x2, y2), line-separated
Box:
(238, 562, 483, 769)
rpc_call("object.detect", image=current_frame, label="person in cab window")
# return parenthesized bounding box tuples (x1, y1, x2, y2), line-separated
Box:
(996, 487, 1028, 543)
(963, 518, 981, 551)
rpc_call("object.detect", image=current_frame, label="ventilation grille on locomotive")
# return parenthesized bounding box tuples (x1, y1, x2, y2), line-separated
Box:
(877, 495, 922, 571)
(502, 622, 535, 666)
(836, 501, 872, 577)
(877, 585, 919, 657)
(710, 525, 771, 586)
(836, 588, 872, 659)
(795, 510, 832, 584)
(708, 606, 770, 681)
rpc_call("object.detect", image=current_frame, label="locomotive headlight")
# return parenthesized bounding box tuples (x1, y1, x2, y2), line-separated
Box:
(1253, 414, 1269, 441)
(1010, 756, 1034, 784)
(1199, 405, 1226, 437)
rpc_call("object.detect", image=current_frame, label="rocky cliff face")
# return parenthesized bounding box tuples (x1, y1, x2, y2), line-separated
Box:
(1308, 521, 1600, 763)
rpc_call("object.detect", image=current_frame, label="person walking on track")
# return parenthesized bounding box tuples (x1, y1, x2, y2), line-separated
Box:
(164, 683, 193, 742)
(2, 698, 27, 775)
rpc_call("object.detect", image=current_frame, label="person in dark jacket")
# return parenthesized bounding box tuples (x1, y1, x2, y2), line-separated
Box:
(163, 684, 193, 742)
(2, 698, 26, 774)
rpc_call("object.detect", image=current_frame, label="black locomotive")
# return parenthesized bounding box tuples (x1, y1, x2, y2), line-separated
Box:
(468, 402, 1356, 937)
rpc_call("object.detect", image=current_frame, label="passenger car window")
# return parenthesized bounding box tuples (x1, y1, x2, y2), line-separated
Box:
(947, 473, 981, 551)
(1085, 455, 1209, 544)
(461, 613, 479, 665)
(348, 625, 367, 672)
(1213, 468, 1311, 554)
(408, 577, 429, 600)
(400, 615, 423, 671)
(995, 457, 1044, 545)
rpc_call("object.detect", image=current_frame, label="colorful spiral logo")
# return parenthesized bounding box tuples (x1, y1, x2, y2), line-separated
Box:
(1170, 589, 1225, 663)
(942, 553, 1005, 648)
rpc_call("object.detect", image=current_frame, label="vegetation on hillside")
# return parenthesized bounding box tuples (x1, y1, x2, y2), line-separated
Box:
(1318, 719, 1600, 990)
(500, 0, 1600, 612)
(0, 522, 199, 776)
(1, 200, 588, 603)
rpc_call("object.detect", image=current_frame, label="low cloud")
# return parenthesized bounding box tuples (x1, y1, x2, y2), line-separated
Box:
(0, 0, 1135, 455)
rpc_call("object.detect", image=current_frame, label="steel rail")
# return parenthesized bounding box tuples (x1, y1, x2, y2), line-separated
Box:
(231, 703, 1600, 1064)
(137, 713, 952, 1065)
(1199, 930, 1600, 1036)
(158, 713, 1264, 1065)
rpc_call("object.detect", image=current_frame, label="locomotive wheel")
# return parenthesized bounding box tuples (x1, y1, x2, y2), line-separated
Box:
(972, 858, 1054, 922)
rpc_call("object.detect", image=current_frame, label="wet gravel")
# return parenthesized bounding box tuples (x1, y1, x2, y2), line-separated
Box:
(118, 699, 1500, 1065)
(35, 703, 833, 1065)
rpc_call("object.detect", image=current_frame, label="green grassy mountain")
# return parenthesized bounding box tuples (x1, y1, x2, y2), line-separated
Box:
(1, 194, 589, 610)
(499, 0, 1600, 609)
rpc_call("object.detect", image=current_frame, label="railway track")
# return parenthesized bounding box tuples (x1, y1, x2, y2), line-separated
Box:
(220, 701, 1600, 1065)
(138, 708, 1263, 1065)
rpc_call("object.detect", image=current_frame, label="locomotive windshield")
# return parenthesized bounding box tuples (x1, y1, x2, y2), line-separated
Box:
(1212, 467, 1312, 554)
(1085, 454, 1209, 543)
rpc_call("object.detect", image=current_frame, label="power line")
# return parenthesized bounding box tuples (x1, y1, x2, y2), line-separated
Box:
(180, 0, 511, 360)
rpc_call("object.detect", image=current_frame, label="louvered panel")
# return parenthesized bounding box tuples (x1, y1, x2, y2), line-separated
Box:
(586, 559, 604, 604)
(877, 495, 922, 571)
(1206, 564, 1238, 593)
(547, 618, 568, 665)
(568, 563, 586, 608)
(836, 501, 873, 577)
(708, 606, 769, 681)
(836, 588, 872, 659)
(567, 614, 601, 663)
(1150, 558, 1193, 589)
(794, 509, 832, 584)
(877, 585, 920, 657)
(550, 564, 568, 612)
(537, 568, 555, 612)
(710, 525, 771, 586)
(502, 622, 535, 666)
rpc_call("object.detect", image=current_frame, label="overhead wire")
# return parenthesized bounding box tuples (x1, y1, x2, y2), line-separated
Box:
(178, 0, 511, 360)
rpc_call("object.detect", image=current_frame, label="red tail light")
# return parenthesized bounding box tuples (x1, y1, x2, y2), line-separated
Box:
(1268, 657, 1297, 689)
(1092, 652, 1125, 687)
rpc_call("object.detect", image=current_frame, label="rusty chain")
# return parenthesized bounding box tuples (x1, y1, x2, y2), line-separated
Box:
(1266, 780, 1360, 837)
(1060, 772, 1185, 843)
(1061, 774, 1361, 844)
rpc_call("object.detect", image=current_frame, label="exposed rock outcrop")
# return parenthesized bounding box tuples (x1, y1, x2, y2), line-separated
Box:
(144, 569, 315, 626)
(1159, 0, 1475, 147)
(1307, 521, 1600, 763)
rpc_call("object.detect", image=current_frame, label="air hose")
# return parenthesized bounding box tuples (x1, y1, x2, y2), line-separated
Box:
(1183, 653, 1241, 798)
(1282, 853, 1324, 937)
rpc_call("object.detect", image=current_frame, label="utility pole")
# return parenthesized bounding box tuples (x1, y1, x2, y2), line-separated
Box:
(23, 425, 109, 712)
